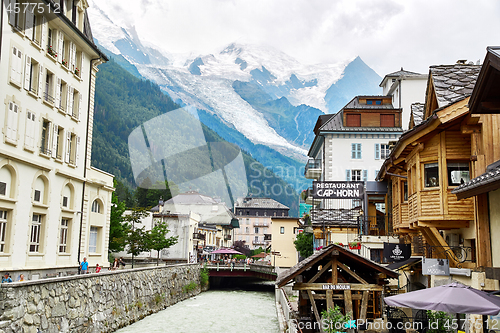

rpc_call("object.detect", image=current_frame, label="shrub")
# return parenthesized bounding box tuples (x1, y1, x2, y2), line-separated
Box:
(182, 282, 198, 293)
(200, 266, 209, 287)
(321, 305, 352, 333)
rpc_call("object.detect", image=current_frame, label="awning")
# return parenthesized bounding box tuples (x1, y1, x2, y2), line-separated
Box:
(386, 257, 421, 271)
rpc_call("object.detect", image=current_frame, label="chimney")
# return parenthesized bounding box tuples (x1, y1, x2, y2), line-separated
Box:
(456, 60, 467, 65)
(158, 197, 164, 214)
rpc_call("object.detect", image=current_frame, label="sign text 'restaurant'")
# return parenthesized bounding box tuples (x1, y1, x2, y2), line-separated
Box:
(313, 181, 364, 199)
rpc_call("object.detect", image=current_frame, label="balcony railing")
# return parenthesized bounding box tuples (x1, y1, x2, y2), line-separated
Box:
(304, 159, 322, 179)
(425, 244, 475, 268)
(224, 235, 231, 241)
(40, 145, 51, 155)
(254, 222, 268, 227)
(264, 234, 271, 241)
(193, 233, 205, 240)
(252, 240, 266, 245)
(44, 91, 55, 104)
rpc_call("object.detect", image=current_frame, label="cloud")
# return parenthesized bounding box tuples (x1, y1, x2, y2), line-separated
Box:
(89, 0, 500, 76)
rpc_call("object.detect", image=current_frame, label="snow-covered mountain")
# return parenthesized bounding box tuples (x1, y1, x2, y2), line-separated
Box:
(87, 0, 381, 169)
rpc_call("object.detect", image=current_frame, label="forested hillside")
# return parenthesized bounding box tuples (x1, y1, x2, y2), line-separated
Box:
(91, 59, 299, 214)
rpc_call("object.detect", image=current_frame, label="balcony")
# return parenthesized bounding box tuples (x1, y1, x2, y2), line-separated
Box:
(193, 233, 205, 240)
(43, 91, 55, 105)
(224, 234, 231, 241)
(304, 159, 322, 179)
(253, 222, 269, 227)
(264, 234, 271, 241)
(252, 240, 267, 245)
(301, 188, 321, 206)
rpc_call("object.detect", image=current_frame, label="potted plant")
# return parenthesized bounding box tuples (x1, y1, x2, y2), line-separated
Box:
(348, 241, 361, 250)
(334, 242, 343, 246)
(47, 46, 57, 57)
(62, 59, 68, 67)
(74, 67, 80, 76)
(321, 305, 353, 333)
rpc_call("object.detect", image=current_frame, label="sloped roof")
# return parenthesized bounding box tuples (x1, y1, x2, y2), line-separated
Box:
(343, 96, 395, 110)
(164, 191, 218, 205)
(452, 160, 500, 199)
(385, 69, 422, 77)
(411, 103, 425, 126)
(276, 244, 398, 287)
(430, 64, 481, 108)
(234, 197, 289, 210)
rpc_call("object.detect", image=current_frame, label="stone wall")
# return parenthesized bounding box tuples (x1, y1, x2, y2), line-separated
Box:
(0, 263, 203, 333)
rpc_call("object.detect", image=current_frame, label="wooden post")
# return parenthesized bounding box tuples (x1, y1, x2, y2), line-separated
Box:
(476, 193, 492, 267)
(332, 257, 338, 284)
(344, 290, 353, 316)
(326, 289, 334, 310)
(360, 290, 369, 320)
(308, 290, 325, 333)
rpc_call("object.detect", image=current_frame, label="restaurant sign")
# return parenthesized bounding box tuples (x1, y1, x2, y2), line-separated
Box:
(313, 181, 364, 199)
(383, 243, 411, 262)
(422, 258, 450, 276)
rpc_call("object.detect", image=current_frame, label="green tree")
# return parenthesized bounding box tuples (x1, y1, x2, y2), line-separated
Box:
(134, 181, 175, 208)
(123, 209, 150, 267)
(147, 220, 178, 265)
(294, 232, 313, 258)
(108, 191, 127, 253)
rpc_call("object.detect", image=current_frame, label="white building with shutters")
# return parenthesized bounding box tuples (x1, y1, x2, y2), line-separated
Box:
(0, 0, 113, 279)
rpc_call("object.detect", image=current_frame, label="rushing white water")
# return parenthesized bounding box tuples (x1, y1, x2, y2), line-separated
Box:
(115, 289, 279, 333)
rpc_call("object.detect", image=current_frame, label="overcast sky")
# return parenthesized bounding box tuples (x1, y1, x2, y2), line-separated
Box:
(92, 0, 500, 76)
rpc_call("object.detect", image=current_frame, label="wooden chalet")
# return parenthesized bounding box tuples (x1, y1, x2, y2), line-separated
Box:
(276, 245, 398, 332)
(378, 63, 483, 268)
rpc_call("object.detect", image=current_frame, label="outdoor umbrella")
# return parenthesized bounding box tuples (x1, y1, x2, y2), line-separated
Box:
(210, 248, 243, 255)
(252, 252, 268, 258)
(384, 282, 500, 315)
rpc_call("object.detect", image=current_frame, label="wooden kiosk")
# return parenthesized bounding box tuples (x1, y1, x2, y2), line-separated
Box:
(277, 244, 398, 332)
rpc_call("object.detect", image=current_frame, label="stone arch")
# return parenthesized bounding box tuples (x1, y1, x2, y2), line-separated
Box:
(61, 181, 76, 210)
(32, 172, 50, 205)
(0, 160, 18, 200)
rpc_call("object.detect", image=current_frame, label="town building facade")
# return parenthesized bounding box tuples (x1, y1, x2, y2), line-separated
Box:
(0, 0, 112, 278)
(234, 197, 289, 250)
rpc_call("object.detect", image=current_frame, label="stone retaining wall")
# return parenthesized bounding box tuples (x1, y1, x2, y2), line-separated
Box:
(0, 263, 203, 333)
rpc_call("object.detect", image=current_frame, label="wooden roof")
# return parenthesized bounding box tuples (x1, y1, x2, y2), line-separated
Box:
(469, 47, 500, 114)
(276, 244, 398, 288)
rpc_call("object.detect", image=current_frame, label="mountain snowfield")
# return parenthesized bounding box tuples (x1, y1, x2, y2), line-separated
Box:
(86, 1, 381, 163)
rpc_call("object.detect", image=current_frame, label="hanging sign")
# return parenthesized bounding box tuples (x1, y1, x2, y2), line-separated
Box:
(322, 284, 351, 290)
(312, 181, 364, 199)
(383, 243, 411, 262)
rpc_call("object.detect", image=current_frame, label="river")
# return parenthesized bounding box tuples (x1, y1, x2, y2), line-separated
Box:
(115, 284, 280, 333)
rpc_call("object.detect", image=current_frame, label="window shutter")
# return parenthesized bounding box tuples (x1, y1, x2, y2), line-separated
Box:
(10, 47, 17, 83)
(55, 77, 61, 108)
(66, 85, 71, 114)
(8, 0, 15, 25)
(346, 169, 351, 181)
(24, 55, 32, 90)
(375, 143, 380, 160)
(11, 47, 22, 85)
(25, 10, 34, 40)
(30, 112, 36, 148)
(363, 170, 368, 182)
(80, 52, 85, 76)
(65, 132, 71, 163)
(16, 49, 23, 85)
(357, 143, 362, 159)
(6, 102, 14, 140)
(25, 111, 35, 149)
(351, 143, 356, 159)
(52, 124, 58, 158)
(70, 42, 75, 71)
(58, 31, 64, 63)
(38, 64, 44, 98)
(78, 93, 82, 120)
(41, 16, 48, 50)
(68, 86, 74, 115)
(76, 136, 81, 166)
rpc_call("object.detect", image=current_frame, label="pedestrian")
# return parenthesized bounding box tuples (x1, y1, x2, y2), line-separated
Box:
(80, 257, 89, 274)
(2, 272, 12, 283)
(95, 264, 101, 273)
(112, 258, 119, 270)
(17, 274, 25, 282)
(119, 257, 126, 268)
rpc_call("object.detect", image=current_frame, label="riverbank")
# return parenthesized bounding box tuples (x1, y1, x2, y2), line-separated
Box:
(0, 263, 204, 333)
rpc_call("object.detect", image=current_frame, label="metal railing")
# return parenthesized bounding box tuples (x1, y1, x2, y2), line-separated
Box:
(44, 91, 55, 104)
(425, 244, 475, 267)
(304, 158, 321, 175)
(40, 145, 51, 155)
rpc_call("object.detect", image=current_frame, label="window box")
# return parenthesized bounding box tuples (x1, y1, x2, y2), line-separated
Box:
(349, 242, 361, 250)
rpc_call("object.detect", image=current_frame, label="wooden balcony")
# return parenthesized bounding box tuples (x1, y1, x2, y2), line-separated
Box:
(304, 159, 322, 179)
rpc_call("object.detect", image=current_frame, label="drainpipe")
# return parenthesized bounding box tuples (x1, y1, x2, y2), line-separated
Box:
(77, 57, 102, 269)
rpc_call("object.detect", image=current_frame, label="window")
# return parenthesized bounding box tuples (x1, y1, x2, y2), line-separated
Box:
(0, 211, 8, 252)
(380, 114, 395, 127)
(402, 181, 408, 202)
(24, 57, 41, 95)
(24, 111, 36, 150)
(280, 226, 285, 234)
(6, 102, 19, 143)
(351, 143, 362, 159)
(34, 190, 41, 202)
(367, 99, 382, 105)
(91, 200, 101, 213)
(447, 162, 470, 186)
(40, 119, 51, 155)
(8, 0, 26, 30)
(52, 125, 63, 160)
(424, 163, 439, 187)
(66, 132, 79, 165)
(89, 226, 98, 253)
(254, 227, 259, 234)
(62, 196, 68, 207)
(0, 183, 6, 196)
(245, 227, 249, 233)
(346, 114, 361, 127)
(381, 144, 391, 159)
(71, 89, 81, 119)
(59, 218, 69, 252)
(44, 70, 55, 104)
(347, 169, 367, 182)
(30, 214, 43, 252)
(31, 14, 42, 46)
(254, 236, 259, 243)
